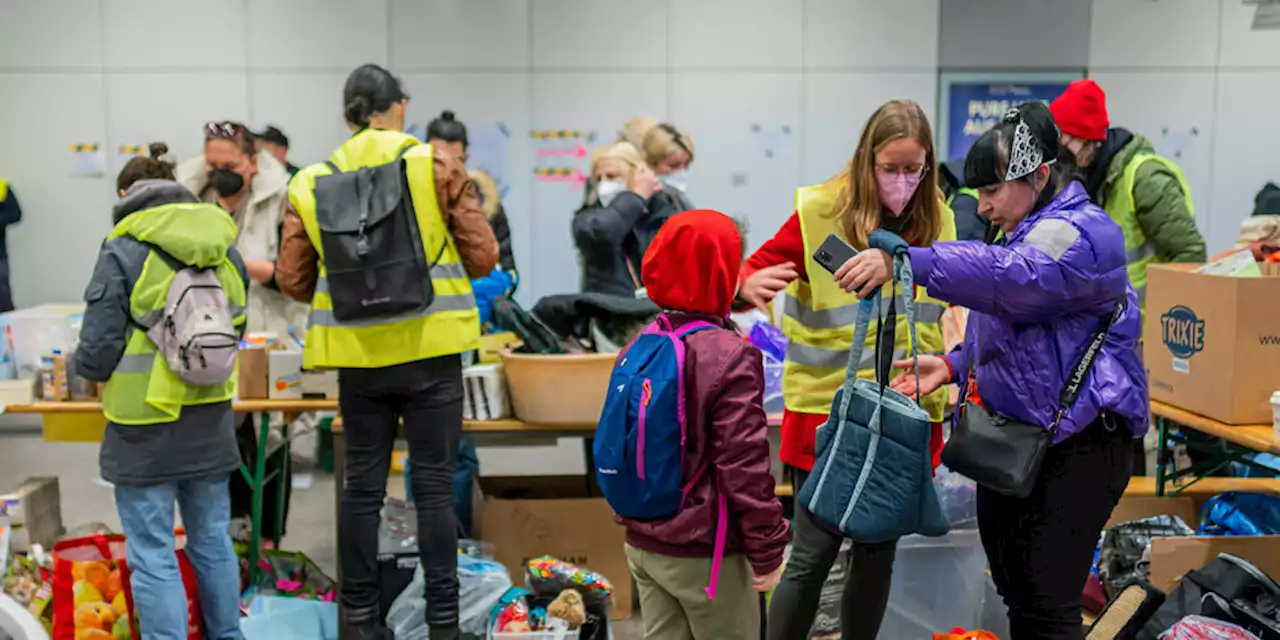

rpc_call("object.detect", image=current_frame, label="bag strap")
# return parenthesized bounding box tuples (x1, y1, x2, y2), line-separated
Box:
(1050, 295, 1128, 430)
(837, 254, 922, 418)
(322, 143, 413, 176)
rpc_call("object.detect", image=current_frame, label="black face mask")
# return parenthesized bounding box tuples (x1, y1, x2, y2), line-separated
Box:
(208, 168, 245, 198)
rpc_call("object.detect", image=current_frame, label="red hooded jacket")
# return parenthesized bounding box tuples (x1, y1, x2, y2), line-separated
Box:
(620, 210, 790, 575)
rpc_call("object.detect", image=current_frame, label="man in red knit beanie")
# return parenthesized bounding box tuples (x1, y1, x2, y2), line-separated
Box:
(1051, 78, 1206, 476)
(1049, 78, 1204, 300)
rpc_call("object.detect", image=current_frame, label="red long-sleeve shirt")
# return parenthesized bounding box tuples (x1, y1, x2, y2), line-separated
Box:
(743, 212, 943, 472)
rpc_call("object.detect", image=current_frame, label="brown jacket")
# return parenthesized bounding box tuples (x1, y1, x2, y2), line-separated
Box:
(276, 146, 498, 303)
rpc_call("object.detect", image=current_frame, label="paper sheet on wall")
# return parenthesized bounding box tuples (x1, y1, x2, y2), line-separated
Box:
(66, 144, 105, 178)
(117, 145, 148, 170)
(751, 123, 793, 159)
(468, 123, 511, 199)
(1156, 126, 1200, 162)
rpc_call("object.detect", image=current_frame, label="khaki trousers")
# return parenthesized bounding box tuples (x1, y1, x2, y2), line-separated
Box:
(625, 544, 759, 640)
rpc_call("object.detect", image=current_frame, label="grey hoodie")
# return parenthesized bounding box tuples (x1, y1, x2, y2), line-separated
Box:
(77, 180, 248, 485)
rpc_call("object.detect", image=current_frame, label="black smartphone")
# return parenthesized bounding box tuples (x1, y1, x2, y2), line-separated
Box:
(813, 233, 859, 275)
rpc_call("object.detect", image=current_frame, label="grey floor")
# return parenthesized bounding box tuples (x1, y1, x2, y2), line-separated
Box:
(0, 433, 644, 639)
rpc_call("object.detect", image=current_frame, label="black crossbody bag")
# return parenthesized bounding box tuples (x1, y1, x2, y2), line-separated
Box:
(941, 297, 1127, 498)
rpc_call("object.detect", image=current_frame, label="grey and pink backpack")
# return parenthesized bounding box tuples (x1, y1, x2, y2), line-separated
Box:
(145, 261, 239, 387)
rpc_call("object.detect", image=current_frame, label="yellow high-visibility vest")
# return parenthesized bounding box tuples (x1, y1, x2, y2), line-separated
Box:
(1101, 153, 1194, 311)
(101, 203, 247, 425)
(781, 181, 954, 421)
(289, 129, 479, 369)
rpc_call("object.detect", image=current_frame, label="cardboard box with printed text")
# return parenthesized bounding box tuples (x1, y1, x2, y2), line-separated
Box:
(478, 476, 632, 619)
(1144, 263, 1280, 424)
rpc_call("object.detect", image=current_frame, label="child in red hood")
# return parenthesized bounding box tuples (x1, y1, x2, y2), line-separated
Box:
(622, 209, 790, 640)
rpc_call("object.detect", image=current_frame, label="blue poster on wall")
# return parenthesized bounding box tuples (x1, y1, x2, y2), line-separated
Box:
(946, 82, 1072, 162)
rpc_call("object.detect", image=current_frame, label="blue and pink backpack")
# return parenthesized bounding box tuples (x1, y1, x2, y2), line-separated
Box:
(594, 315, 729, 598)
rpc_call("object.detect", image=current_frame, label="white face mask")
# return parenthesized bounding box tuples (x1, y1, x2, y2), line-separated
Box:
(597, 180, 627, 207)
(660, 169, 689, 193)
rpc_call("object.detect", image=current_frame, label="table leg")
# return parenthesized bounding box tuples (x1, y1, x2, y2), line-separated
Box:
(273, 421, 291, 550)
(333, 421, 345, 588)
(249, 412, 271, 585)
(1155, 416, 1168, 498)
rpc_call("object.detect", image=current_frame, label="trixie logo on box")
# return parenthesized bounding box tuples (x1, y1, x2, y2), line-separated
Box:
(1161, 305, 1205, 358)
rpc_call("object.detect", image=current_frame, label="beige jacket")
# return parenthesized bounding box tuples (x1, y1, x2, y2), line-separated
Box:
(177, 151, 309, 340)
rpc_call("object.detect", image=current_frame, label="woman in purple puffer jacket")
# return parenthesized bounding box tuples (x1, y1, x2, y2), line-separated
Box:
(836, 102, 1147, 640)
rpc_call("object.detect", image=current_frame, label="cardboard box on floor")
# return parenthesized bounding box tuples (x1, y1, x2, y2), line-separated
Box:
(1150, 535, 1280, 593)
(1144, 263, 1280, 424)
(1106, 494, 1280, 594)
(478, 476, 632, 619)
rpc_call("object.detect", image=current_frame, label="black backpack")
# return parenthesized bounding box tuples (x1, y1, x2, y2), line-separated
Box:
(314, 146, 443, 323)
(1138, 553, 1280, 639)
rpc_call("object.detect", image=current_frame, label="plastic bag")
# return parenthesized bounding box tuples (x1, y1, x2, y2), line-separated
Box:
(747, 322, 787, 363)
(241, 595, 338, 640)
(1097, 515, 1194, 598)
(386, 552, 512, 639)
(1159, 614, 1260, 639)
(934, 465, 978, 528)
(1199, 491, 1280, 536)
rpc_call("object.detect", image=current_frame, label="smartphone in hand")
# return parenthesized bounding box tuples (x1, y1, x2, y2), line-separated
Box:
(813, 233, 859, 275)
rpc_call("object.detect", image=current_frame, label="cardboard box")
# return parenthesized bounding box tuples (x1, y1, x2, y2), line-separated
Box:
(269, 349, 304, 399)
(479, 477, 631, 619)
(1106, 495, 1200, 529)
(239, 346, 271, 399)
(268, 349, 337, 399)
(1149, 535, 1280, 593)
(1145, 263, 1280, 424)
(0, 477, 62, 553)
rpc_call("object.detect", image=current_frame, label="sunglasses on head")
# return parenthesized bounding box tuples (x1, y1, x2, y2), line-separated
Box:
(205, 121, 246, 140)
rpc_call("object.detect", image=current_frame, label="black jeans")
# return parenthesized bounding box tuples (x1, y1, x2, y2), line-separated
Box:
(339, 355, 464, 630)
(766, 468, 897, 640)
(978, 418, 1133, 640)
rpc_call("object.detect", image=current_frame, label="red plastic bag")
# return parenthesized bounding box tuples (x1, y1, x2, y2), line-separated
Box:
(52, 533, 204, 640)
(934, 629, 1000, 640)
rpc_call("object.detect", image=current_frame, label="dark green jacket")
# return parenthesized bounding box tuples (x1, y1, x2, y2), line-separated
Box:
(1102, 133, 1206, 263)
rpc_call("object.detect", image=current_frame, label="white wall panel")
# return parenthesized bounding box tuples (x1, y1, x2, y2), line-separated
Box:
(669, 0, 802, 69)
(391, 0, 530, 70)
(669, 72, 802, 250)
(528, 72, 667, 302)
(102, 0, 246, 69)
(1218, 0, 1280, 69)
(105, 72, 250, 172)
(531, 0, 666, 69)
(1209, 71, 1280, 253)
(0, 0, 103, 69)
(1089, 0, 1220, 69)
(1090, 71, 1216, 237)
(805, 0, 939, 70)
(248, 71, 351, 168)
(802, 73, 938, 187)
(247, 0, 388, 70)
(0, 73, 111, 307)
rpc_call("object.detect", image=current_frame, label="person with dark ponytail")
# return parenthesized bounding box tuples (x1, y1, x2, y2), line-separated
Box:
(81, 140, 249, 640)
(276, 63, 497, 640)
(116, 143, 177, 194)
(847, 102, 1146, 639)
(426, 110, 518, 284)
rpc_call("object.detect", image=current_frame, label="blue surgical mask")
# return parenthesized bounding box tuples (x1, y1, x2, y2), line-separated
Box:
(597, 180, 626, 207)
(660, 169, 688, 193)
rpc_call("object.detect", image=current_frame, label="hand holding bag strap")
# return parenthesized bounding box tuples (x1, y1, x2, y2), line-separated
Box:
(896, 254, 922, 403)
